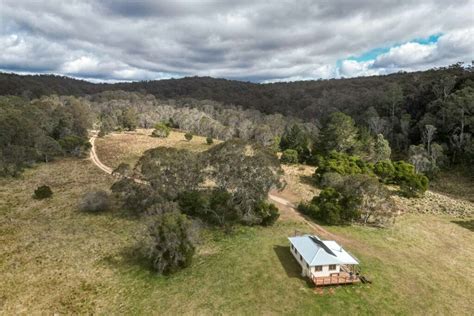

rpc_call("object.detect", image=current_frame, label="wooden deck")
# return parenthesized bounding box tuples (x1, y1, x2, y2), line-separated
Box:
(311, 272, 360, 286)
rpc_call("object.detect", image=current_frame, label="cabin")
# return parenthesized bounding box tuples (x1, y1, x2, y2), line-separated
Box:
(288, 235, 360, 286)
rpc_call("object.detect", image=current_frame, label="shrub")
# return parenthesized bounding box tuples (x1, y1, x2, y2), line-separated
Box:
(143, 212, 196, 274)
(393, 161, 429, 197)
(98, 129, 106, 137)
(301, 188, 361, 225)
(280, 149, 299, 164)
(152, 123, 171, 138)
(34, 185, 53, 199)
(255, 201, 280, 226)
(374, 160, 396, 183)
(320, 172, 344, 188)
(112, 163, 131, 178)
(58, 135, 91, 156)
(185, 133, 193, 141)
(313, 151, 372, 183)
(178, 189, 239, 229)
(297, 201, 319, 219)
(177, 190, 208, 218)
(111, 178, 160, 214)
(79, 190, 110, 212)
(206, 136, 214, 145)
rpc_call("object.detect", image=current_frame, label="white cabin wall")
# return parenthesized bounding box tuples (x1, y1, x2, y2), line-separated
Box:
(310, 264, 340, 277)
(290, 245, 311, 277)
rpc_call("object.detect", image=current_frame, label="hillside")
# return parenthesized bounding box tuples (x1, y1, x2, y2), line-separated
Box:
(1, 66, 472, 120)
(1, 130, 473, 314)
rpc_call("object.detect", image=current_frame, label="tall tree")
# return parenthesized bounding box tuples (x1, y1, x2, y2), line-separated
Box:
(316, 112, 359, 155)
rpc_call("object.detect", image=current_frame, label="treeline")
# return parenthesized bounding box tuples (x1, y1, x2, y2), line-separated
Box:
(1, 65, 472, 167)
(0, 95, 92, 176)
(88, 91, 317, 146)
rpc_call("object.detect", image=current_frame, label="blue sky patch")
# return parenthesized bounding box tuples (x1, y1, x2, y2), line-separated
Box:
(344, 33, 443, 63)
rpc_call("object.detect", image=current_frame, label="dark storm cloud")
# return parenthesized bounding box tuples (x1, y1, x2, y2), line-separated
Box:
(1, 0, 473, 82)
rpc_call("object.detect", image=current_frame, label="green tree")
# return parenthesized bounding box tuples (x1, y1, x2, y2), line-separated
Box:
(373, 134, 391, 162)
(280, 124, 311, 163)
(143, 211, 197, 274)
(255, 201, 280, 226)
(280, 149, 299, 164)
(303, 187, 360, 225)
(316, 112, 359, 155)
(152, 123, 171, 138)
(120, 108, 138, 131)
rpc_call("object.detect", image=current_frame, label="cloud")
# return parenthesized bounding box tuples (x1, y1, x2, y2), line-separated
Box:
(1, 0, 473, 82)
(338, 28, 474, 77)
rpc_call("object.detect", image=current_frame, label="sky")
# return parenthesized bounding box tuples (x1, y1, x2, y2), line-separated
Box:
(1, 0, 473, 83)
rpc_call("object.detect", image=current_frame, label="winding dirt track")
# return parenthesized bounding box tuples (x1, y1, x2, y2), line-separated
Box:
(88, 132, 339, 239)
(89, 135, 113, 174)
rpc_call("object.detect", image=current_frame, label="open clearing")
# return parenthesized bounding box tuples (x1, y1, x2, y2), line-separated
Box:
(1, 132, 473, 314)
(95, 129, 218, 169)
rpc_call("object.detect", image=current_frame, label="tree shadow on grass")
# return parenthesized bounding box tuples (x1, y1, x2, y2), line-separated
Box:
(273, 245, 313, 286)
(102, 245, 157, 275)
(300, 175, 316, 187)
(451, 219, 474, 232)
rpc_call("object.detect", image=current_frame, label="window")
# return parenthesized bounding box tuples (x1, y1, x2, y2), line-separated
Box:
(306, 263, 309, 268)
(315, 266, 322, 272)
(329, 264, 336, 271)
(291, 244, 294, 250)
(299, 254, 302, 261)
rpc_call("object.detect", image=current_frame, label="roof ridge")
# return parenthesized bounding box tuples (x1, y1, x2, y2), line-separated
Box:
(310, 247, 321, 265)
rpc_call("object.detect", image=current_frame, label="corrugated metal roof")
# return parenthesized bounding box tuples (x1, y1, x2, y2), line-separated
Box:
(288, 235, 359, 266)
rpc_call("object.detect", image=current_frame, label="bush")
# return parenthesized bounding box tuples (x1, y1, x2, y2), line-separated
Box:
(313, 151, 373, 183)
(320, 172, 344, 188)
(152, 123, 171, 138)
(206, 136, 214, 145)
(34, 185, 53, 199)
(112, 163, 131, 178)
(374, 160, 396, 183)
(255, 201, 280, 226)
(300, 188, 361, 225)
(185, 133, 193, 141)
(111, 178, 160, 214)
(79, 190, 110, 212)
(177, 190, 208, 218)
(393, 161, 429, 197)
(98, 129, 106, 137)
(143, 212, 196, 274)
(280, 149, 299, 164)
(58, 135, 91, 156)
(297, 201, 319, 219)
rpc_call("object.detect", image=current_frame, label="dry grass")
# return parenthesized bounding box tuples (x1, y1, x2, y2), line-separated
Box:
(278, 164, 319, 203)
(0, 158, 137, 313)
(1, 136, 473, 314)
(95, 129, 218, 169)
(431, 168, 474, 202)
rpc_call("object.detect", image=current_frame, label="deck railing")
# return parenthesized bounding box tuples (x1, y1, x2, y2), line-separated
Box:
(311, 272, 360, 286)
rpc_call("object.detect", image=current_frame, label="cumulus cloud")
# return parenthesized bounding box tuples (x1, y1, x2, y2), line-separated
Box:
(1, 0, 473, 82)
(339, 28, 474, 77)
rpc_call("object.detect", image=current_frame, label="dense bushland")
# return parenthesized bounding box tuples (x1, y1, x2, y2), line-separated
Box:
(0, 95, 91, 176)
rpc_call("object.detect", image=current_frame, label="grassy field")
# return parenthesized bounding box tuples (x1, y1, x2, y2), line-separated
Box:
(95, 129, 217, 169)
(1, 133, 473, 314)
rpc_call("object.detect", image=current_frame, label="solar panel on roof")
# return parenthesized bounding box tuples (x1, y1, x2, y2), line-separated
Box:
(309, 236, 336, 257)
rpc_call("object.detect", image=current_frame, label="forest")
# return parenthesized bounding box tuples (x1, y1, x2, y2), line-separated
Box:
(1, 64, 472, 175)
